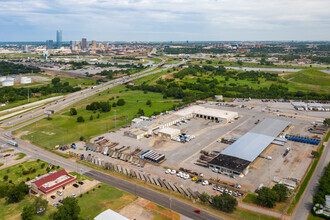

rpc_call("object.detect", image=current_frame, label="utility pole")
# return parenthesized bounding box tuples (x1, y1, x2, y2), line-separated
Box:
(27, 88, 29, 103)
(114, 110, 117, 129)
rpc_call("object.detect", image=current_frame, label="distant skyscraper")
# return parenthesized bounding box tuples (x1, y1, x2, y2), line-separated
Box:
(46, 40, 54, 49)
(56, 30, 62, 49)
(81, 38, 87, 50)
(92, 40, 97, 49)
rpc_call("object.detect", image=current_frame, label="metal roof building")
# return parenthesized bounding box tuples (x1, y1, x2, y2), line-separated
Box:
(209, 118, 290, 175)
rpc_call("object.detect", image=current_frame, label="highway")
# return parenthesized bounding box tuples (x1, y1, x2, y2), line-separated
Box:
(1, 58, 183, 128)
(293, 140, 329, 220)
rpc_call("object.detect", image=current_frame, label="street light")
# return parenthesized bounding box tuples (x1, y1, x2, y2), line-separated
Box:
(169, 197, 172, 209)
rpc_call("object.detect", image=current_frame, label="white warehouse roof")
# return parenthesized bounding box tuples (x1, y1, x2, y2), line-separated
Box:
(94, 209, 129, 220)
(175, 105, 238, 121)
(159, 127, 181, 135)
(220, 118, 290, 162)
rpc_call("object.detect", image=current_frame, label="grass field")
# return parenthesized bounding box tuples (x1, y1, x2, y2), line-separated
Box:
(307, 212, 326, 220)
(16, 85, 179, 149)
(77, 183, 180, 220)
(14, 152, 26, 160)
(0, 160, 54, 185)
(284, 68, 330, 88)
(243, 193, 287, 213)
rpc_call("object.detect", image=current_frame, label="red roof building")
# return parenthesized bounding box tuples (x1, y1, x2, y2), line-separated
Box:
(31, 170, 77, 195)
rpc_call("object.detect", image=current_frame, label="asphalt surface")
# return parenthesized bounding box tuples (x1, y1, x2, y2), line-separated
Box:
(293, 140, 330, 220)
(85, 169, 222, 220)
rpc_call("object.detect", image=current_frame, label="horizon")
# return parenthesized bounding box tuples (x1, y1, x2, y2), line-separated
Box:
(1, 0, 329, 42)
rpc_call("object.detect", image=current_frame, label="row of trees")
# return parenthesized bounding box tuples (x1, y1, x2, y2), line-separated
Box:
(0, 182, 29, 204)
(0, 61, 41, 75)
(313, 162, 330, 207)
(86, 101, 111, 112)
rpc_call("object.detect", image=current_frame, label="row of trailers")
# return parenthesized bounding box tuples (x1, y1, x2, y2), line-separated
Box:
(79, 153, 203, 200)
(285, 134, 320, 145)
(139, 150, 165, 163)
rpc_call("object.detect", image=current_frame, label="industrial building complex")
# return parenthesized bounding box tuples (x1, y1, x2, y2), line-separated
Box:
(125, 105, 238, 140)
(208, 118, 290, 176)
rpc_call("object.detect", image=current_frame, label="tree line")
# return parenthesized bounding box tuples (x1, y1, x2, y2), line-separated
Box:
(0, 61, 41, 75)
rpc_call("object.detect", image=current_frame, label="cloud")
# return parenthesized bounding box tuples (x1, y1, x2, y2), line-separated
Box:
(0, 0, 329, 41)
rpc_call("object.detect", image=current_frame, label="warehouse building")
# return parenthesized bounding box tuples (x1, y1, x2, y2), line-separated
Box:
(31, 170, 77, 195)
(158, 127, 181, 139)
(125, 105, 238, 140)
(208, 118, 290, 176)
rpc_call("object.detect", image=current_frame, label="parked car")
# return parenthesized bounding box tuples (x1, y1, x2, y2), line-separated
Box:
(53, 203, 59, 207)
(71, 193, 76, 198)
(58, 199, 63, 204)
(4, 154, 11, 157)
(36, 207, 45, 214)
(78, 181, 84, 185)
(73, 183, 79, 188)
(57, 191, 62, 196)
(51, 195, 56, 199)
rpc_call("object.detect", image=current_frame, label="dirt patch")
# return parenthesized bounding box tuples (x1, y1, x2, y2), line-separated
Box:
(152, 139, 167, 148)
(41, 131, 55, 135)
(16, 131, 29, 138)
(101, 201, 114, 207)
(162, 72, 174, 79)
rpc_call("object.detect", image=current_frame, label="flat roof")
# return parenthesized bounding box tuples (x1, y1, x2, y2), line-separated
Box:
(220, 118, 290, 162)
(175, 105, 238, 120)
(94, 209, 129, 220)
(208, 154, 250, 173)
(159, 127, 181, 135)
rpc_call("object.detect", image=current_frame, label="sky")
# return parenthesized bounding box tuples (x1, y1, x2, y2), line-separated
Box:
(0, 0, 329, 42)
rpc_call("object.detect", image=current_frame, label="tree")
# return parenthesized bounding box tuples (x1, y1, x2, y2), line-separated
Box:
(137, 108, 144, 116)
(112, 102, 117, 107)
(53, 197, 80, 220)
(272, 184, 289, 202)
(7, 182, 29, 203)
(69, 108, 77, 116)
(237, 60, 243, 66)
(79, 136, 84, 141)
(77, 116, 85, 123)
(256, 187, 278, 208)
(116, 99, 126, 106)
(51, 77, 60, 85)
(311, 151, 319, 158)
(21, 204, 35, 220)
(3, 175, 8, 181)
(324, 118, 330, 127)
(146, 100, 152, 106)
(200, 192, 210, 204)
(99, 102, 111, 112)
(97, 114, 100, 119)
(212, 193, 238, 213)
(89, 115, 93, 120)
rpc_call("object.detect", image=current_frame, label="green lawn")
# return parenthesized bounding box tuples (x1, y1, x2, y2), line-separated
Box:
(307, 212, 326, 220)
(284, 68, 330, 88)
(77, 184, 137, 219)
(14, 152, 26, 160)
(0, 160, 58, 185)
(16, 85, 179, 149)
(242, 193, 258, 204)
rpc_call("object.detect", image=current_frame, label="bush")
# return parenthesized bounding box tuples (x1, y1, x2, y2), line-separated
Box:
(77, 116, 85, 123)
(272, 184, 289, 202)
(70, 108, 77, 116)
(256, 187, 279, 208)
(117, 99, 126, 106)
(79, 136, 84, 141)
(3, 175, 8, 181)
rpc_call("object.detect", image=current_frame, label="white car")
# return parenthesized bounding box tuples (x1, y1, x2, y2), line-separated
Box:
(170, 170, 176, 175)
(202, 180, 209, 185)
(177, 172, 182, 177)
(165, 169, 171, 174)
(72, 193, 76, 198)
(184, 174, 190, 180)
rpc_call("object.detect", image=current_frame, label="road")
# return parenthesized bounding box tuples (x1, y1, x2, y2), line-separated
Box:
(0, 134, 221, 220)
(293, 140, 329, 220)
(85, 170, 222, 220)
(1, 58, 184, 128)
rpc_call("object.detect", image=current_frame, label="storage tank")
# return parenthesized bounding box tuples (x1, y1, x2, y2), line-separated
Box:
(2, 79, 14, 87)
(20, 76, 32, 84)
(0, 76, 6, 82)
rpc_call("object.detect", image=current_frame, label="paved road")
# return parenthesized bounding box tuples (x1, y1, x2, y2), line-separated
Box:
(0, 135, 222, 219)
(85, 169, 222, 220)
(1, 58, 179, 127)
(293, 140, 329, 220)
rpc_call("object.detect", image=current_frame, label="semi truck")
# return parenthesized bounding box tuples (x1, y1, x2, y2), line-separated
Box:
(7, 140, 18, 147)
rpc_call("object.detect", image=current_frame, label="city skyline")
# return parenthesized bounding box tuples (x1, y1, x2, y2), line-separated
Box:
(0, 0, 329, 42)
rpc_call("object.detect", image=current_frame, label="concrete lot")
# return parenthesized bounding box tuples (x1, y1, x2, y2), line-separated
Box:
(74, 100, 328, 193)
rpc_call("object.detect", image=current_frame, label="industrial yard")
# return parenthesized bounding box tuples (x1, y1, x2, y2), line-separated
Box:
(59, 100, 328, 196)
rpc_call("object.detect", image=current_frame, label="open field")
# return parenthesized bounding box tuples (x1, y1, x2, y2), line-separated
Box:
(283, 68, 330, 86)
(15, 85, 179, 149)
(77, 183, 180, 220)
